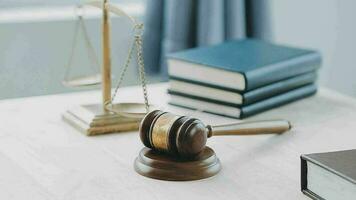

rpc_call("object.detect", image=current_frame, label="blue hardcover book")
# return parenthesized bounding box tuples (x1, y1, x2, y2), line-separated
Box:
(168, 71, 317, 106)
(169, 84, 317, 119)
(168, 39, 321, 91)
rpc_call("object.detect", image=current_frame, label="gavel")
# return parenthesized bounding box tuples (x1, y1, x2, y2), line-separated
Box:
(139, 110, 292, 158)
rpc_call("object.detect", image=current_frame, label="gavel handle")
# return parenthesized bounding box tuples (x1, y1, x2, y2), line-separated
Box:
(207, 120, 291, 137)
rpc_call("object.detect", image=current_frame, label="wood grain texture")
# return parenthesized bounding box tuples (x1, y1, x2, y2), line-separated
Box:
(0, 83, 356, 199)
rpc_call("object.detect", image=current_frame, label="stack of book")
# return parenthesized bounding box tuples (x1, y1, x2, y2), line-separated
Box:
(167, 39, 321, 118)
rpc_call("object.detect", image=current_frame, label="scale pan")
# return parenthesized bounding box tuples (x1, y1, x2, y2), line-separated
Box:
(108, 103, 156, 119)
(62, 73, 101, 87)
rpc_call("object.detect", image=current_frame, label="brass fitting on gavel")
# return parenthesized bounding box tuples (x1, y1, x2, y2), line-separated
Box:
(139, 110, 292, 157)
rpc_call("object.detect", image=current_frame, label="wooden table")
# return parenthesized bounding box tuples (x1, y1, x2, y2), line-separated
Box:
(1, 83, 356, 200)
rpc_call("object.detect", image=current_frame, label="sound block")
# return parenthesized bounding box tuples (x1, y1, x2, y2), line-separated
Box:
(134, 147, 221, 181)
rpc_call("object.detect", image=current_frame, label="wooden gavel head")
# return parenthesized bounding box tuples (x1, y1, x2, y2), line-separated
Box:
(139, 110, 291, 158)
(139, 110, 209, 157)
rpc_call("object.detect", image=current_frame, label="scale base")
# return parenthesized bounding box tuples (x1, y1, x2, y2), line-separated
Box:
(62, 104, 141, 136)
(134, 147, 221, 181)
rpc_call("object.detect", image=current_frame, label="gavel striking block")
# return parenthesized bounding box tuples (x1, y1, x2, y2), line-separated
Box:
(134, 110, 291, 181)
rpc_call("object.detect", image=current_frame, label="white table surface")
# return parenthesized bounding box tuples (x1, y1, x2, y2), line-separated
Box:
(1, 83, 356, 200)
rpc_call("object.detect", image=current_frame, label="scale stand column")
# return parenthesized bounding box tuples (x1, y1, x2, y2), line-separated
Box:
(102, 0, 112, 109)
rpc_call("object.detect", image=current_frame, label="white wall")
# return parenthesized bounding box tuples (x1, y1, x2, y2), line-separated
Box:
(2, 1, 356, 99)
(0, 4, 157, 100)
(267, 0, 356, 97)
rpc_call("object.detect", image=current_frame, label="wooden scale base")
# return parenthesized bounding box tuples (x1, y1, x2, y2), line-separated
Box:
(62, 104, 141, 136)
(134, 147, 221, 181)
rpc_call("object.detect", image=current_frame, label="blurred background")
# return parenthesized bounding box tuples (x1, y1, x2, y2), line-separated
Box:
(0, 0, 355, 100)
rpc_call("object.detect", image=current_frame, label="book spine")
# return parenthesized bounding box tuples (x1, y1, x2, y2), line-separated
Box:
(243, 72, 317, 105)
(300, 155, 325, 200)
(245, 52, 321, 91)
(301, 156, 308, 192)
(240, 84, 317, 118)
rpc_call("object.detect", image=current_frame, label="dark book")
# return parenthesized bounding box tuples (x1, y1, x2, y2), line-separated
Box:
(167, 39, 321, 92)
(169, 71, 317, 106)
(169, 83, 317, 118)
(301, 149, 356, 200)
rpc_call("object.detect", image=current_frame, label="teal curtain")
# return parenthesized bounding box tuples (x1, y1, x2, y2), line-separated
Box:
(143, 0, 270, 77)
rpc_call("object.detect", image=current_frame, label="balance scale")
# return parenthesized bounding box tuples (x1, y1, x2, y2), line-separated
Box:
(62, 0, 152, 136)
